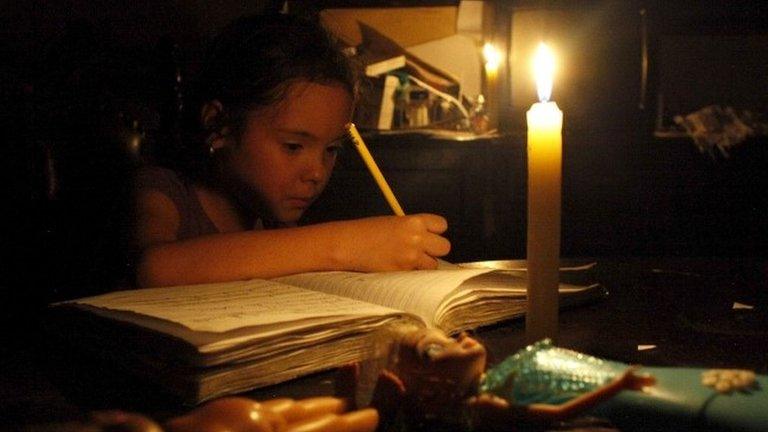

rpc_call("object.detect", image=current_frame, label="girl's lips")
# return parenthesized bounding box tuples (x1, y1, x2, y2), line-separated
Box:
(286, 197, 314, 207)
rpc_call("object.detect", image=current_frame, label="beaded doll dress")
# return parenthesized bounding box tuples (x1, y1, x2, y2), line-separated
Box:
(479, 339, 628, 406)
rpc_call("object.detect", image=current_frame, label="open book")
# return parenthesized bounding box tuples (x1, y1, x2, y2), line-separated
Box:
(48, 263, 603, 403)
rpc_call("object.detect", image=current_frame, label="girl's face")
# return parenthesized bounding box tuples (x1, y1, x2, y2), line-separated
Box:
(225, 80, 353, 224)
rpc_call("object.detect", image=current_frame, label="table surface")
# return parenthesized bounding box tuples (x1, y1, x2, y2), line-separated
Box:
(2, 257, 767, 428)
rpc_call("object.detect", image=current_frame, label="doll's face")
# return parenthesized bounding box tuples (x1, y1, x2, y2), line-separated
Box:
(395, 329, 487, 418)
(223, 80, 353, 224)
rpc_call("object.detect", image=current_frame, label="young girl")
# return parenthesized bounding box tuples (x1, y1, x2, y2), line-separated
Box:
(132, 13, 451, 288)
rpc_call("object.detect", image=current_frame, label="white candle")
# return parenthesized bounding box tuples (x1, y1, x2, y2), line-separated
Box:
(483, 42, 502, 130)
(526, 43, 562, 343)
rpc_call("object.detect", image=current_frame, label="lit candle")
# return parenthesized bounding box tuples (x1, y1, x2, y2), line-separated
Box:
(483, 42, 501, 130)
(526, 42, 562, 343)
(483, 42, 501, 79)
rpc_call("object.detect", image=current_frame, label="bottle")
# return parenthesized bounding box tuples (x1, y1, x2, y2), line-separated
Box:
(407, 87, 430, 128)
(471, 94, 490, 133)
(392, 79, 410, 129)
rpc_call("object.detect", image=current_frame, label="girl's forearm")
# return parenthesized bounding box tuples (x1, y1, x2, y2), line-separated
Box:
(135, 222, 348, 287)
(135, 214, 449, 288)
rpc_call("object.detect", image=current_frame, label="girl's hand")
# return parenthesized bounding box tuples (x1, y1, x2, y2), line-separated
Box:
(334, 214, 451, 272)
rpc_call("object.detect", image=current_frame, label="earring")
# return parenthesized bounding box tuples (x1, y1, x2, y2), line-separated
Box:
(205, 125, 228, 156)
(207, 134, 218, 156)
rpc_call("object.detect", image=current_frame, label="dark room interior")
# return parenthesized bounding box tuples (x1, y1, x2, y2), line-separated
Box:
(1, 1, 767, 430)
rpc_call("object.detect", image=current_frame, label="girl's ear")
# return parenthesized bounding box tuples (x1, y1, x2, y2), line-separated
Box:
(201, 100, 229, 152)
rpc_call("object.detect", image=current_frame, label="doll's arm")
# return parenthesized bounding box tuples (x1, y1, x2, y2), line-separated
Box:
(467, 367, 655, 426)
(525, 366, 655, 421)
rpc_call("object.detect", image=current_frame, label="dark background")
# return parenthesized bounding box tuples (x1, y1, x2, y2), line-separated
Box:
(1, 0, 766, 310)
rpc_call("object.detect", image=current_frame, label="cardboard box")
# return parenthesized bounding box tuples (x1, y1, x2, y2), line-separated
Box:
(319, 6, 458, 48)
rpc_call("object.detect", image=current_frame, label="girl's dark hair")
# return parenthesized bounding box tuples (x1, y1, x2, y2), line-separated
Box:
(175, 13, 358, 177)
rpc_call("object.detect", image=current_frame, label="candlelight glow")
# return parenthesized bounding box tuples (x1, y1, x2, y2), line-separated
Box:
(533, 42, 556, 102)
(483, 42, 502, 73)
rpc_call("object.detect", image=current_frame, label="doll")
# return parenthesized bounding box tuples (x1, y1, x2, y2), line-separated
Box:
(83, 396, 378, 432)
(162, 396, 377, 432)
(371, 328, 766, 432)
(369, 328, 655, 431)
(76, 329, 763, 432)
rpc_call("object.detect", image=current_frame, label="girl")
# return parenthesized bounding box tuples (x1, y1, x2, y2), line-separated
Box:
(132, 13, 450, 288)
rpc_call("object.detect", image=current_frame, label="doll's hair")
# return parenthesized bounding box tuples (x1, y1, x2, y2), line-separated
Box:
(174, 13, 358, 178)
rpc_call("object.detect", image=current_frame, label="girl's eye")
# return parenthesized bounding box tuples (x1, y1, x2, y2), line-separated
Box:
(326, 145, 341, 155)
(284, 143, 302, 152)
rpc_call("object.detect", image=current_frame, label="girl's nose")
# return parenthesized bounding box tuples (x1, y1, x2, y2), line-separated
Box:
(301, 155, 328, 184)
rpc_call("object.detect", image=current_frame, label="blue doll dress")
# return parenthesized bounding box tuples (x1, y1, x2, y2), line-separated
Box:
(477, 339, 768, 431)
(479, 339, 627, 406)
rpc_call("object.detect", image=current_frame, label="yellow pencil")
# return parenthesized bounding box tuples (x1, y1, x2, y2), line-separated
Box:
(347, 123, 405, 216)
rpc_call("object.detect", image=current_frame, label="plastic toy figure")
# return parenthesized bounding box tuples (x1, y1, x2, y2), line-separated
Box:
(164, 396, 378, 432)
(371, 328, 768, 432)
(74, 328, 766, 432)
(84, 396, 377, 432)
(370, 328, 655, 431)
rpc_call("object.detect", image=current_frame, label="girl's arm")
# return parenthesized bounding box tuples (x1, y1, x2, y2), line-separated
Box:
(133, 190, 451, 287)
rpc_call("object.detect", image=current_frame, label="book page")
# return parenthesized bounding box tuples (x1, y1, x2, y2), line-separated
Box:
(458, 260, 597, 272)
(274, 269, 492, 327)
(65, 279, 403, 333)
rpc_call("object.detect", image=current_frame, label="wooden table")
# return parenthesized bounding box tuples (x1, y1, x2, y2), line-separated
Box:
(2, 257, 766, 429)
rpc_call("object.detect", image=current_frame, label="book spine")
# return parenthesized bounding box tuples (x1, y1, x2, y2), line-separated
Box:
(377, 75, 400, 130)
(365, 56, 405, 77)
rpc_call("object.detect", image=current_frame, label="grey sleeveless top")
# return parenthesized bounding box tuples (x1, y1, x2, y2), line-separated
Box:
(134, 166, 219, 240)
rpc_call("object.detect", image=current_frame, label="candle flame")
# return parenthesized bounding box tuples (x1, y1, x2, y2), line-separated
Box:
(533, 42, 555, 102)
(483, 42, 502, 72)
